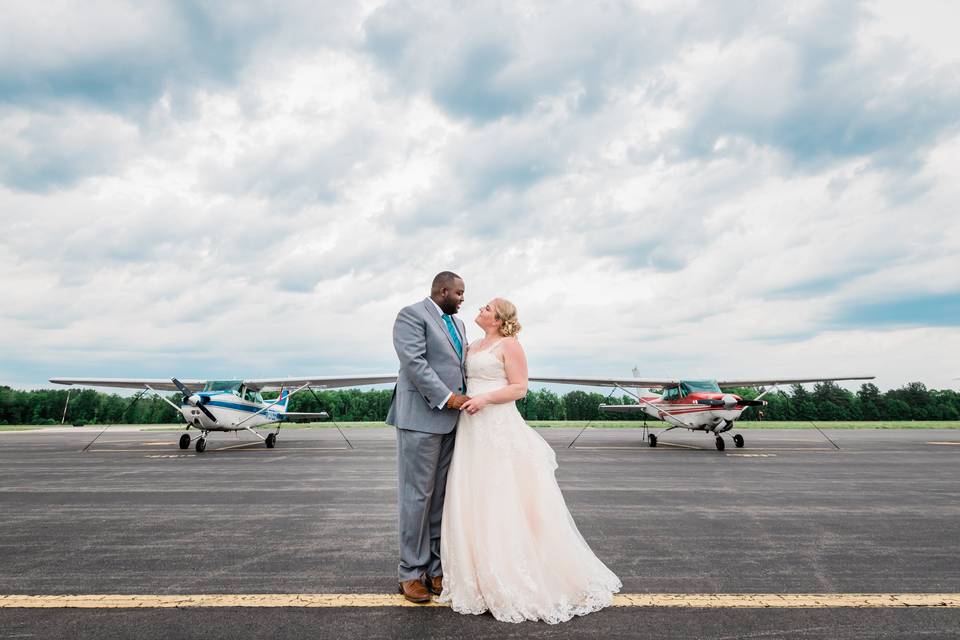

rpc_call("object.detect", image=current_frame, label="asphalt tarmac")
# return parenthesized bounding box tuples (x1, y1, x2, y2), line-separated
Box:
(1, 425, 958, 639)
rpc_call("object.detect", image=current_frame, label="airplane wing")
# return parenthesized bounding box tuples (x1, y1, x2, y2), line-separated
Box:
(528, 375, 680, 388)
(715, 376, 875, 388)
(529, 375, 875, 389)
(243, 374, 398, 391)
(49, 378, 208, 392)
(50, 374, 398, 392)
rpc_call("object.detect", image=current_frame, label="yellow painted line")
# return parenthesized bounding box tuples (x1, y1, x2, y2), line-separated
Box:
(573, 446, 834, 452)
(743, 447, 837, 452)
(927, 441, 960, 446)
(573, 446, 688, 451)
(216, 441, 266, 451)
(206, 447, 349, 452)
(731, 438, 825, 443)
(85, 449, 174, 453)
(574, 442, 703, 450)
(231, 444, 350, 453)
(81, 439, 162, 444)
(0, 594, 957, 609)
(612, 594, 960, 608)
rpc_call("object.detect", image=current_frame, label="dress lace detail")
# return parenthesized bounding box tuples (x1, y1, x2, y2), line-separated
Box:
(438, 344, 622, 624)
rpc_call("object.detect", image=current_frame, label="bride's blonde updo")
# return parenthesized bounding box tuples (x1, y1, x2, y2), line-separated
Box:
(493, 298, 522, 338)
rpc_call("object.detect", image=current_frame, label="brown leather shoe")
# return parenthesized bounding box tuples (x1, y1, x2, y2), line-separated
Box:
(399, 578, 431, 603)
(427, 575, 443, 595)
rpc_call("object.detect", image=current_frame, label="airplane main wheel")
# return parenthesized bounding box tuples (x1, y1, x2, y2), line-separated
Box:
(733, 434, 744, 448)
(178, 434, 190, 450)
(195, 437, 206, 453)
(715, 436, 725, 451)
(648, 434, 657, 448)
(265, 433, 276, 449)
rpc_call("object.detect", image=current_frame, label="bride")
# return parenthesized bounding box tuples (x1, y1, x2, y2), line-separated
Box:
(438, 298, 621, 624)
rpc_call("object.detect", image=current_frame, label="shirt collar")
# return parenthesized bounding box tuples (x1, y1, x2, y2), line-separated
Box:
(429, 298, 446, 317)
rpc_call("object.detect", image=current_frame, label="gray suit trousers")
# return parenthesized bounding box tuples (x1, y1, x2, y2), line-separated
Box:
(396, 427, 456, 582)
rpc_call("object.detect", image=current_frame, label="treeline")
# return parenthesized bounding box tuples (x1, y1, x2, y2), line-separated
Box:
(0, 386, 397, 425)
(3, 382, 959, 425)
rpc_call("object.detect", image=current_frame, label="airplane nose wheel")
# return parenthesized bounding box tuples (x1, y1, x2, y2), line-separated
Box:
(265, 433, 277, 449)
(733, 434, 744, 448)
(178, 434, 190, 450)
(195, 437, 206, 453)
(715, 436, 725, 451)
(647, 434, 657, 447)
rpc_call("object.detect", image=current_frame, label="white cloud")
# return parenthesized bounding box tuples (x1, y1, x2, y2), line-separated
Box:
(1, 0, 959, 392)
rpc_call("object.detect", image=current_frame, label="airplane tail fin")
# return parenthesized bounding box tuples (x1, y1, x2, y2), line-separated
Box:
(275, 388, 291, 412)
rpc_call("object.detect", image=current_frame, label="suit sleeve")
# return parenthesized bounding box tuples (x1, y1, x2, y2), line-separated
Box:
(393, 306, 454, 409)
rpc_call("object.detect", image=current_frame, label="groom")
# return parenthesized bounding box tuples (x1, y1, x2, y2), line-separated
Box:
(387, 271, 469, 603)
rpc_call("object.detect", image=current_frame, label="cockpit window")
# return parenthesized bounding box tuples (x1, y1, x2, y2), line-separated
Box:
(679, 380, 721, 395)
(242, 388, 263, 403)
(661, 386, 680, 400)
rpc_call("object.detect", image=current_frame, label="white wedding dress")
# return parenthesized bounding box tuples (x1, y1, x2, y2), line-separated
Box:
(438, 340, 621, 624)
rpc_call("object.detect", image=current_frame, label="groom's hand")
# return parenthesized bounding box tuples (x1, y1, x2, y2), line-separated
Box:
(446, 394, 470, 410)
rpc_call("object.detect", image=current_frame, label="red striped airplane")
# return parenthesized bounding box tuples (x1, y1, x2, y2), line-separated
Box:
(528, 375, 874, 450)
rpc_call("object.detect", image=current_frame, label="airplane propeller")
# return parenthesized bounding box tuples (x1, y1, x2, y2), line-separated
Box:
(171, 378, 217, 422)
(695, 396, 766, 408)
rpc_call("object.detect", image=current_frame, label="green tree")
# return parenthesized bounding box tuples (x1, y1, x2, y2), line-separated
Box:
(857, 383, 882, 421)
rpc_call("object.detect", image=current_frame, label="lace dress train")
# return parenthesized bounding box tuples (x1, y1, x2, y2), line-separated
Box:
(438, 342, 621, 623)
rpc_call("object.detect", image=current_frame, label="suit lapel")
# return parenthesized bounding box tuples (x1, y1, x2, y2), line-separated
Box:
(423, 298, 461, 359)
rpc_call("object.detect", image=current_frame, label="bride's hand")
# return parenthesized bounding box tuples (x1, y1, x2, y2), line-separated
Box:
(460, 395, 489, 414)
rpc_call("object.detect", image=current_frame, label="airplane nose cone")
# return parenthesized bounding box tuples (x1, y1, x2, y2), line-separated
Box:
(722, 394, 737, 409)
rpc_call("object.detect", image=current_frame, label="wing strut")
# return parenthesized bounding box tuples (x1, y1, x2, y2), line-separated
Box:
(144, 385, 184, 412)
(566, 385, 622, 449)
(606, 384, 690, 429)
(81, 388, 150, 453)
(307, 387, 353, 449)
(234, 383, 312, 428)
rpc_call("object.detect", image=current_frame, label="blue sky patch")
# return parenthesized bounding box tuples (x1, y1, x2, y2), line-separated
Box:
(835, 292, 960, 328)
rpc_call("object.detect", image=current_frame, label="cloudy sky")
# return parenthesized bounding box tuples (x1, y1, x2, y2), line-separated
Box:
(1, 0, 958, 392)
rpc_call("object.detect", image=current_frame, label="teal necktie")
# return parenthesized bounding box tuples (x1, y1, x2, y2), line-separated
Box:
(441, 314, 463, 358)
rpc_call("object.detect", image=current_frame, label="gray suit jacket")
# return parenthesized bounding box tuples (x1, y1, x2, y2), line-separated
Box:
(386, 298, 467, 434)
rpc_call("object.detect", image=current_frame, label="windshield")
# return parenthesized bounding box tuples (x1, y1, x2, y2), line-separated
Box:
(679, 380, 721, 395)
(203, 380, 243, 395)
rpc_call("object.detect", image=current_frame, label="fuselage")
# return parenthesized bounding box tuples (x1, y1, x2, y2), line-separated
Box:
(180, 381, 285, 431)
(635, 380, 751, 431)
(642, 392, 745, 430)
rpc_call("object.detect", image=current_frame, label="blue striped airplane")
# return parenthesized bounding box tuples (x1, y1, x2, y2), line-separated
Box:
(49, 375, 397, 452)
